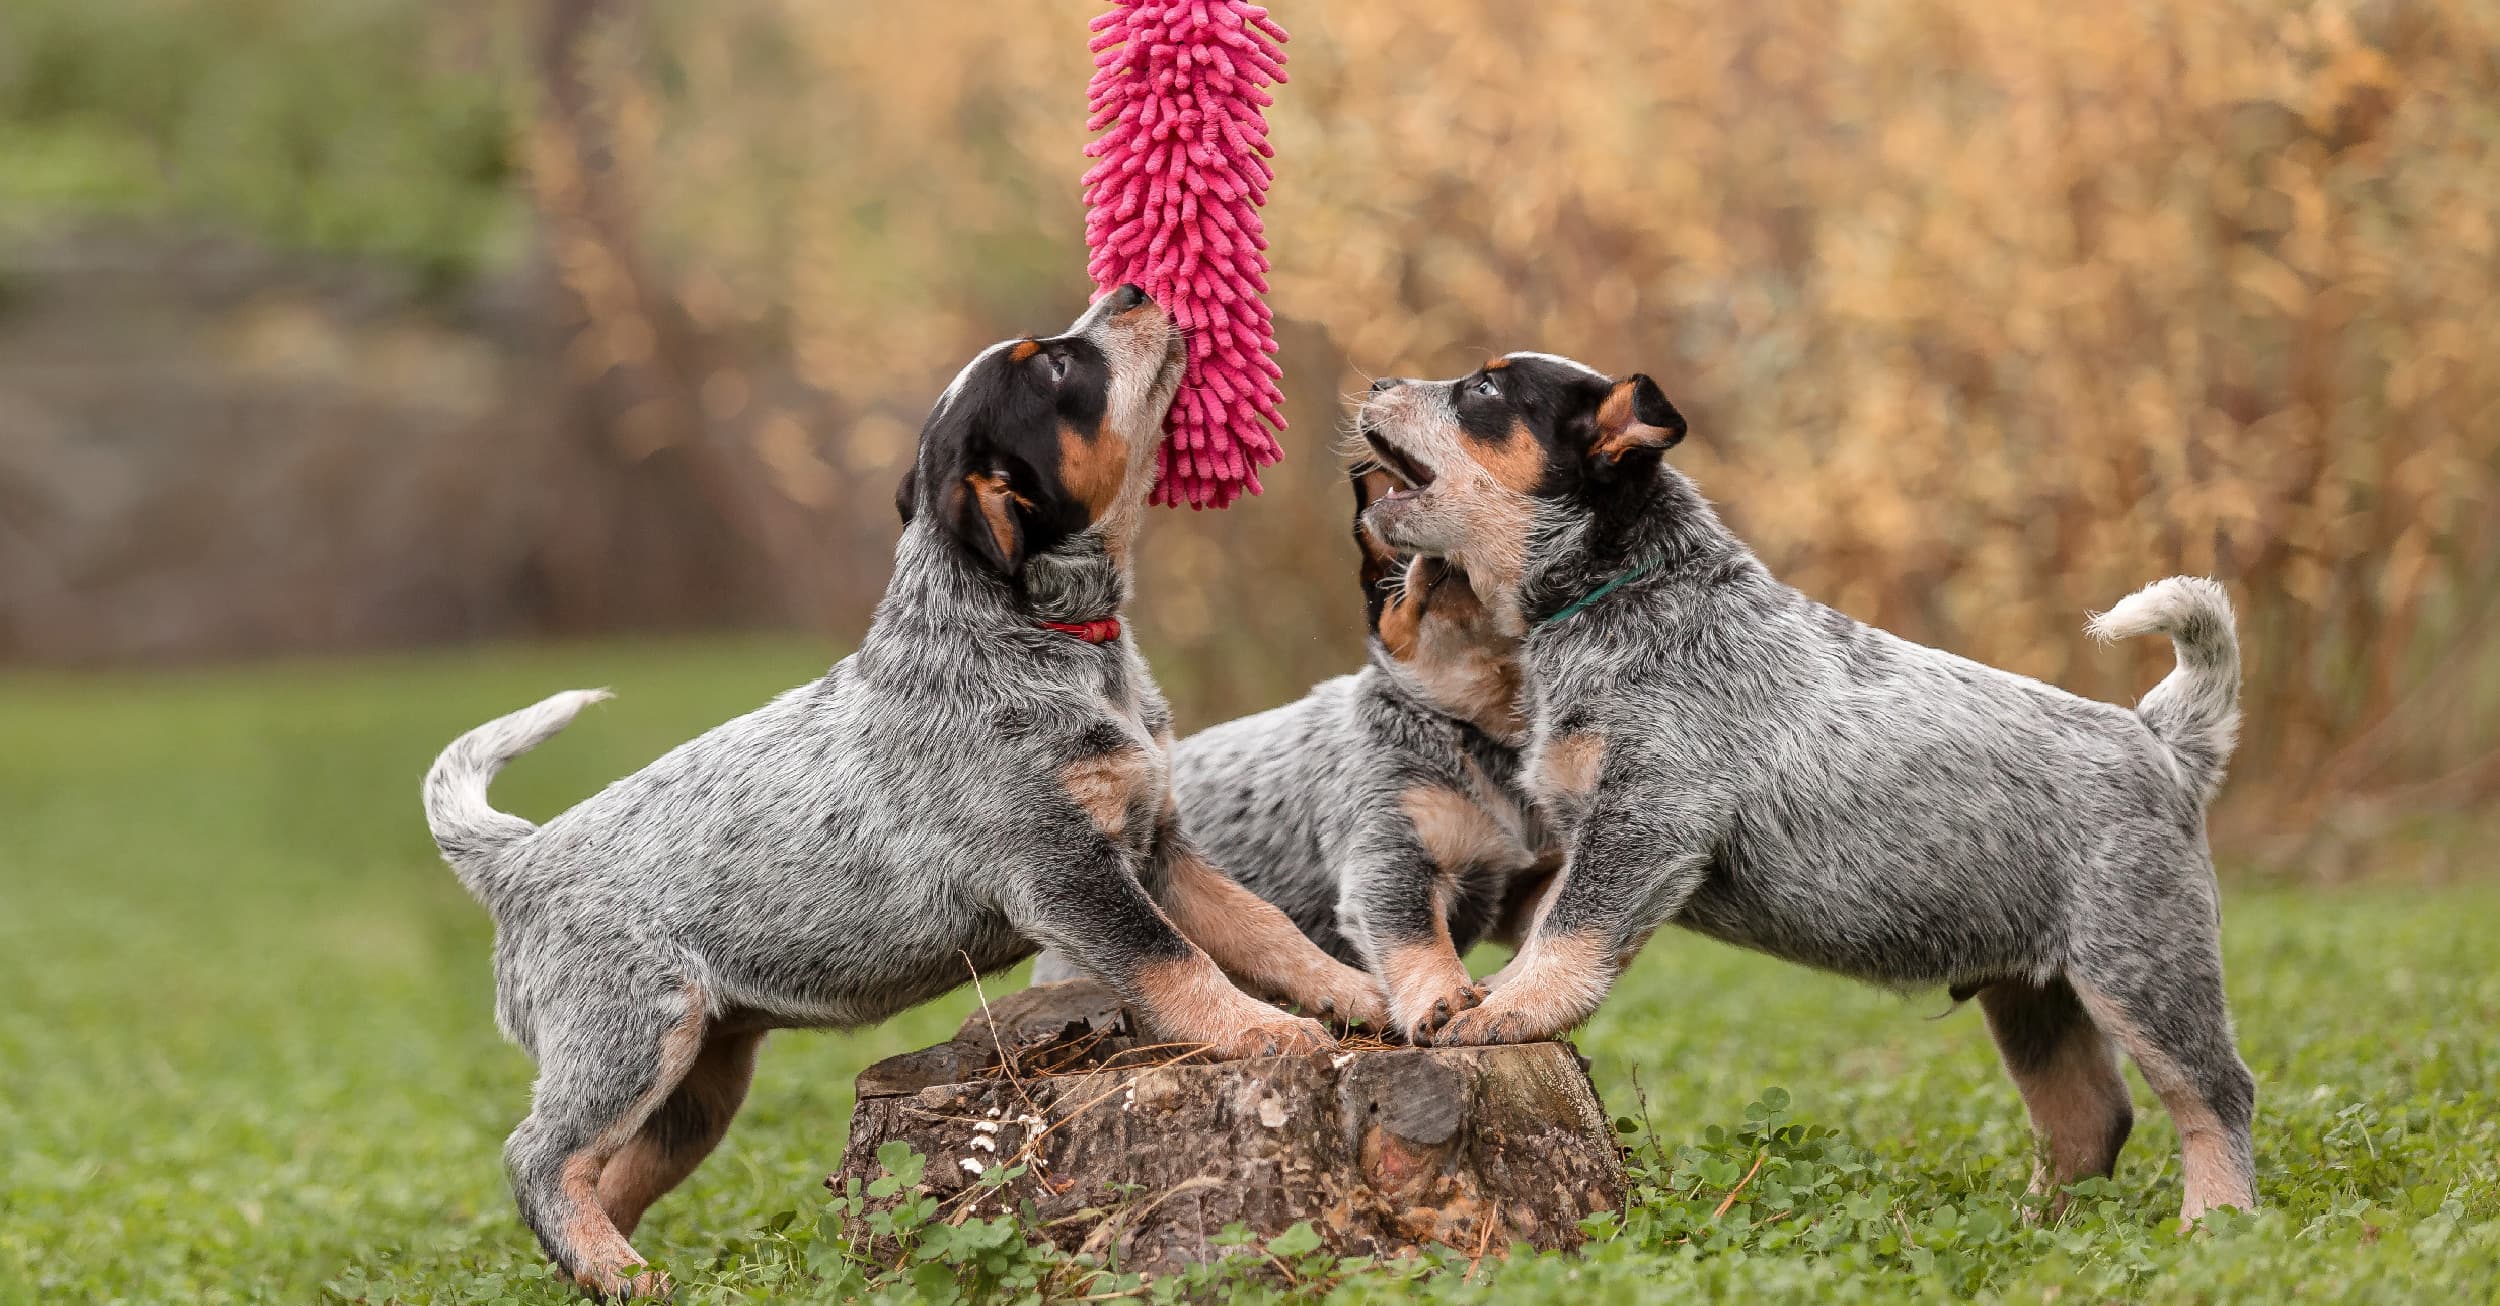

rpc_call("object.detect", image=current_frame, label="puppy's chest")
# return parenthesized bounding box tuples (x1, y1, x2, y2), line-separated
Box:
(1522, 714, 1610, 827)
(1060, 669, 1176, 852)
(1391, 741, 1540, 881)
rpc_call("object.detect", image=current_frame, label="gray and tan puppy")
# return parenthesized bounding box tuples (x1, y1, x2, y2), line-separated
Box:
(1355, 351, 2257, 1224)
(421, 287, 1383, 1297)
(1038, 465, 1551, 1042)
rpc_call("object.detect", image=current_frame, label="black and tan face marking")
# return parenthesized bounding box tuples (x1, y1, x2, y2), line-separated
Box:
(1446, 353, 1686, 494)
(1353, 352, 1687, 615)
(896, 286, 1180, 576)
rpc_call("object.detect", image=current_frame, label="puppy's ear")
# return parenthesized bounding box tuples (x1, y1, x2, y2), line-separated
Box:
(949, 470, 1032, 575)
(1589, 374, 1687, 474)
(894, 464, 920, 525)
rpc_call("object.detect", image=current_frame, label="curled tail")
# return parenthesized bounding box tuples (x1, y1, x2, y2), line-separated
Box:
(2087, 577, 2240, 804)
(422, 689, 610, 907)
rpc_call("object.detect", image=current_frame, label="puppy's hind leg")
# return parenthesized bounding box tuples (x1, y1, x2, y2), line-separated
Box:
(2069, 870, 2258, 1224)
(598, 1027, 765, 1240)
(1977, 978, 2133, 1220)
(505, 983, 710, 1298)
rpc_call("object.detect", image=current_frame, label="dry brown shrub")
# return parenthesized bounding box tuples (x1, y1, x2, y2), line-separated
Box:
(574, 0, 2500, 867)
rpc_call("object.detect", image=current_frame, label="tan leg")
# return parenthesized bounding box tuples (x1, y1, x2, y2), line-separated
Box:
(1433, 927, 1613, 1045)
(1129, 950, 1336, 1059)
(556, 1153, 664, 1298)
(1379, 924, 1484, 1044)
(1978, 979, 2133, 1219)
(507, 989, 709, 1298)
(2071, 976, 2258, 1223)
(1161, 847, 1390, 1029)
(597, 1028, 765, 1238)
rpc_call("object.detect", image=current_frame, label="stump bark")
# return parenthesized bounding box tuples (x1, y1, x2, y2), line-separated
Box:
(830, 980, 1627, 1275)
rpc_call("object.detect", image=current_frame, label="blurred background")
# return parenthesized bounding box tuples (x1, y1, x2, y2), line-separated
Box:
(4, 0, 2496, 868)
(7, 3, 2500, 1298)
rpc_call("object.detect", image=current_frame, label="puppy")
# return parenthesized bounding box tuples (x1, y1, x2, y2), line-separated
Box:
(1354, 352, 2257, 1223)
(1036, 465, 1552, 1042)
(422, 287, 1384, 1297)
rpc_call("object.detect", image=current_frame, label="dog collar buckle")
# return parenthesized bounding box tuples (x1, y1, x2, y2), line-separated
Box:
(1037, 617, 1122, 644)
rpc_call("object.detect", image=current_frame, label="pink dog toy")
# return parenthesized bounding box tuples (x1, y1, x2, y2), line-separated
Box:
(1082, 0, 1289, 509)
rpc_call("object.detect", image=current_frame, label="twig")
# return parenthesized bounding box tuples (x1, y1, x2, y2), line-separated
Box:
(961, 951, 1041, 1121)
(1465, 1201, 1503, 1283)
(1626, 1066, 1662, 1164)
(935, 1069, 1147, 1222)
(934, 951, 1054, 1225)
(1712, 1149, 1768, 1220)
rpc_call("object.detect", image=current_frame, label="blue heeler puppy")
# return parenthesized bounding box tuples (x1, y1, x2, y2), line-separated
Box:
(1038, 465, 1554, 1042)
(1353, 350, 2255, 1224)
(421, 288, 1385, 1297)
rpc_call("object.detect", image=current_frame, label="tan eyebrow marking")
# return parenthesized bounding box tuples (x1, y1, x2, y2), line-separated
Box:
(1009, 340, 1042, 363)
(1483, 357, 1510, 371)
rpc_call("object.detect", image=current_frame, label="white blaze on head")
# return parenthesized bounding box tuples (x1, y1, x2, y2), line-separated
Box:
(1076, 300, 1181, 472)
(1071, 295, 1182, 545)
(1502, 351, 1607, 382)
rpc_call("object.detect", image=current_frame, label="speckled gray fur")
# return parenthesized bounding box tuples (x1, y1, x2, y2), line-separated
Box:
(418, 292, 1353, 1293)
(1357, 350, 2258, 1221)
(1037, 663, 1542, 973)
(1035, 480, 1552, 1040)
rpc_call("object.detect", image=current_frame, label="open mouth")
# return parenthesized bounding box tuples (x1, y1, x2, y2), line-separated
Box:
(1363, 433, 1437, 500)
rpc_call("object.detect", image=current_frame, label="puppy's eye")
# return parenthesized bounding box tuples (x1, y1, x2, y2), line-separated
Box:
(1472, 375, 1500, 398)
(1046, 352, 1070, 383)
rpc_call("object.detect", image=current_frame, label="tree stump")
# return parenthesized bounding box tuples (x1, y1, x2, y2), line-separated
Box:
(829, 980, 1627, 1276)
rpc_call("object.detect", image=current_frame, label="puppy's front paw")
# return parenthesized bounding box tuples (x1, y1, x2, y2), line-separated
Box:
(1431, 974, 1593, 1045)
(1385, 958, 1486, 1045)
(1437, 933, 1613, 1044)
(1301, 962, 1391, 1031)
(1432, 998, 1543, 1046)
(1210, 1012, 1337, 1060)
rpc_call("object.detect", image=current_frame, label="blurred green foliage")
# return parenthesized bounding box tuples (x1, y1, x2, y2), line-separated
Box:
(0, 0, 517, 284)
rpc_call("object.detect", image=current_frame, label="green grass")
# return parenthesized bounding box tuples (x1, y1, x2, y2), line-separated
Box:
(3, 641, 2496, 1303)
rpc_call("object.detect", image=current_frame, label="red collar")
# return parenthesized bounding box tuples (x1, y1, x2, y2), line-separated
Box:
(1037, 617, 1121, 644)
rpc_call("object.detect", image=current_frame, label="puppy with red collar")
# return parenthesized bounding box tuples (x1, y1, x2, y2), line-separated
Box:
(423, 287, 1384, 1297)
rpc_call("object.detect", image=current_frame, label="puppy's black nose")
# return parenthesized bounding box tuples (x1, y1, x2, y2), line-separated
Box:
(1106, 283, 1150, 313)
(1369, 376, 1403, 393)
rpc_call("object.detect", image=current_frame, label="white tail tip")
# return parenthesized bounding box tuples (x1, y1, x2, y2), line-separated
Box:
(2085, 576, 2229, 643)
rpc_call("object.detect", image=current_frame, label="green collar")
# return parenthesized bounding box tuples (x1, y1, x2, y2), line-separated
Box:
(1535, 558, 1658, 629)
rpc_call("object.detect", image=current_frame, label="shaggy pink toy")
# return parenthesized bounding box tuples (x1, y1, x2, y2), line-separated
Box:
(1082, 0, 1289, 509)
